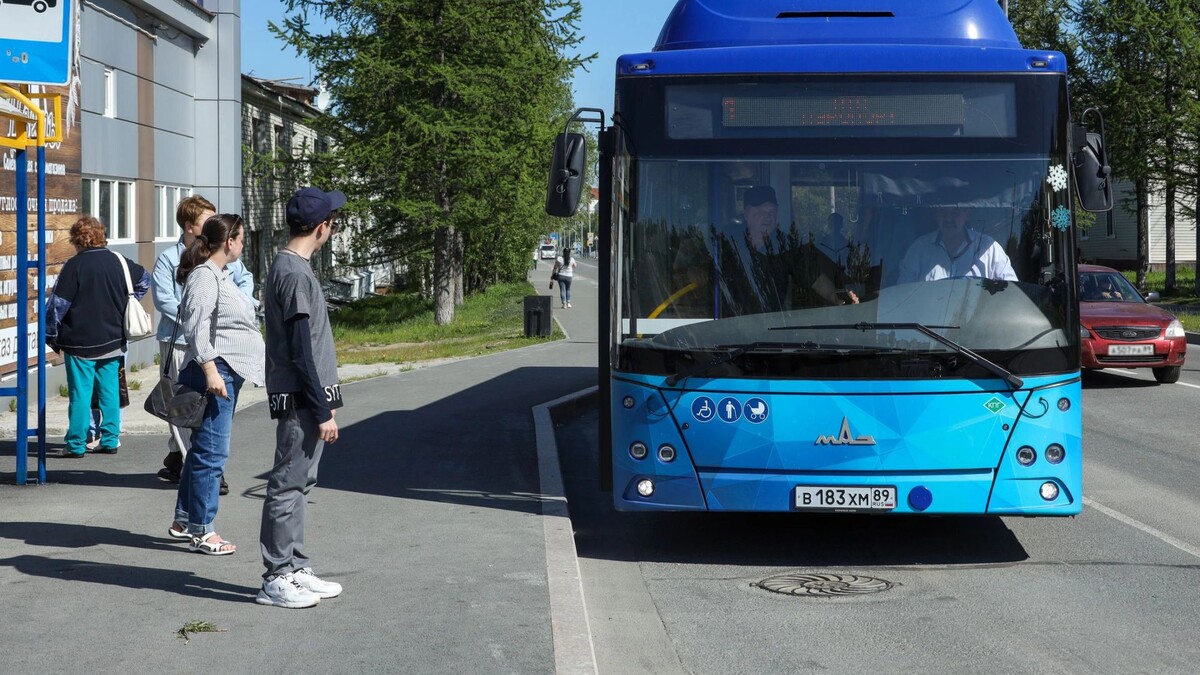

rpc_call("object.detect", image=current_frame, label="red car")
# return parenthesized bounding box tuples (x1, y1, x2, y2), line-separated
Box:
(1079, 264, 1186, 383)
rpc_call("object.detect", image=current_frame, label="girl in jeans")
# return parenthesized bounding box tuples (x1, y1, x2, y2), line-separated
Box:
(552, 247, 578, 308)
(167, 214, 264, 555)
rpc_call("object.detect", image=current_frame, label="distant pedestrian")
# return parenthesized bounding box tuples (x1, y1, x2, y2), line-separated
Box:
(257, 186, 345, 608)
(153, 195, 256, 493)
(552, 247, 578, 308)
(166, 213, 264, 555)
(45, 217, 150, 458)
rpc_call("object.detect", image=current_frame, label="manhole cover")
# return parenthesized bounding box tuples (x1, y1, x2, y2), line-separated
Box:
(755, 573, 894, 597)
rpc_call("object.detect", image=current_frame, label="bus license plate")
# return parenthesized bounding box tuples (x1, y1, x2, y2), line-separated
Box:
(794, 486, 897, 511)
(1108, 344, 1154, 356)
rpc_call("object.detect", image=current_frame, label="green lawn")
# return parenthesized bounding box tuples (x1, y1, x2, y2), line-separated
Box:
(1118, 269, 1200, 332)
(1120, 268, 1198, 301)
(331, 282, 561, 364)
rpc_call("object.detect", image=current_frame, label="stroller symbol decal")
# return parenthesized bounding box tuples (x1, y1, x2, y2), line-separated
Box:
(691, 396, 715, 422)
(743, 398, 768, 423)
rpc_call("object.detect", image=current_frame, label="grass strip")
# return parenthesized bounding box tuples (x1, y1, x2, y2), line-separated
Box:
(331, 282, 561, 365)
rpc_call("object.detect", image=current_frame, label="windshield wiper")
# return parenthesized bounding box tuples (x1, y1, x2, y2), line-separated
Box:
(664, 341, 826, 387)
(770, 321, 1024, 389)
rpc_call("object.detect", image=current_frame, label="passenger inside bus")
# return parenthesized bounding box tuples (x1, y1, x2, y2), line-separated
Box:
(720, 185, 858, 313)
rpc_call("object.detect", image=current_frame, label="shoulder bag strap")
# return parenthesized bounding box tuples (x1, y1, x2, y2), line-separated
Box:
(110, 249, 134, 295)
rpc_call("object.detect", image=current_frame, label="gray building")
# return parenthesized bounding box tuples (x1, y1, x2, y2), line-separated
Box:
(79, 0, 242, 366)
(240, 73, 334, 288)
(1077, 179, 1198, 271)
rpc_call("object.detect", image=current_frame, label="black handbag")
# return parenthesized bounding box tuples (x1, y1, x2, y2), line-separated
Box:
(144, 374, 208, 429)
(142, 295, 209, 429)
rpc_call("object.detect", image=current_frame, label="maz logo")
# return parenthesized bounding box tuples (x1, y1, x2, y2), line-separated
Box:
(815, 417, 876, 446)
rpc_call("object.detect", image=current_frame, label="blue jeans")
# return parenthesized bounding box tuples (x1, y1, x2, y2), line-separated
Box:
(558, 276, 573, 305)
(174, 359, 243, 536)
(64, 354, 121, 455)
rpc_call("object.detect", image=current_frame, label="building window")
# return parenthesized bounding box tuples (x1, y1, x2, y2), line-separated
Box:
(103, 68, 115, 118)
(274, 124, 290, 177)
(82, 177, 136, 241)
(155, 184, 192, 239)
(1105, 210, 1114, 238)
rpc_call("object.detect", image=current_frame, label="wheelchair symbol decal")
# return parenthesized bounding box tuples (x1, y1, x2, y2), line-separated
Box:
(691, 396, 715, 422)
(743, 398, 768, 423)
(717, 397, 741, 423)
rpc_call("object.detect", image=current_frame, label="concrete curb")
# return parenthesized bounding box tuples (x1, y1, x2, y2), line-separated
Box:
(535, 386, 600, 675)
(1188, 332, 1200, 346)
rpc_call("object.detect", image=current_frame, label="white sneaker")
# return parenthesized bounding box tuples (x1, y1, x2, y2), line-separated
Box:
(292, 567, 342, 599)
(256, 573, 320, 608)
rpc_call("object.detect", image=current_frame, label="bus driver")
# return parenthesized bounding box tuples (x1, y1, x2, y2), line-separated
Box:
(897, 206, 1017, 284)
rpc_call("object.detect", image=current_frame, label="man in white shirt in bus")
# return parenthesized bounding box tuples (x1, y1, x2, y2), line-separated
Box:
(898, 206, 1017, 284)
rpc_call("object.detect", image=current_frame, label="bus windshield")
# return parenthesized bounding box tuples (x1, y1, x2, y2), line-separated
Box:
(613, 74, 1077, 380)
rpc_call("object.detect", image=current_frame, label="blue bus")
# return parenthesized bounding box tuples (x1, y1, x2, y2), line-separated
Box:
(546, 0, 1112, 515)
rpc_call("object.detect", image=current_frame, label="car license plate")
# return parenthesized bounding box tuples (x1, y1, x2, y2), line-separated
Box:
(794, 486, 897, 511)
(1108, 344, 1154, 356)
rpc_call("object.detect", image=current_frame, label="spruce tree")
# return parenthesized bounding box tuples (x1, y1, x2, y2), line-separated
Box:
(276, 0, 587, 324)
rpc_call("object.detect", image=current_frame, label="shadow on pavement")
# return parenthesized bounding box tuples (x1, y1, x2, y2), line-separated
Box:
(1081, 370, 1162, 389)
(557, 408, 1031, 568)
(308, 366, 597, 515)
(0, 554, 253, 602)
(0, 521, 180, 552)
(0, 522, 254, 602)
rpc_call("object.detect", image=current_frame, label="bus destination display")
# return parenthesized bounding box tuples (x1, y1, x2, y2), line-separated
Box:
(722, 94, 965, 128)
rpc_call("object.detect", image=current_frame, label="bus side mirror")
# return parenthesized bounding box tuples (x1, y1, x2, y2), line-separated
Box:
(1072, 109, 1113, 213)
(545, 132, 587, 217)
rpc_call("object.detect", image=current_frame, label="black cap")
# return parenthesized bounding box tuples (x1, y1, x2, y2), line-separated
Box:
(286, 187, 347, 230)
(743, 186, 777, 208)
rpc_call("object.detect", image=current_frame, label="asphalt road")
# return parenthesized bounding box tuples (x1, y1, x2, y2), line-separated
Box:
(551, 264, 1200, 674)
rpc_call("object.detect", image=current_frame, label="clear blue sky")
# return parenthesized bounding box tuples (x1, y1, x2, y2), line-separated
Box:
(240, 1, 680, 103)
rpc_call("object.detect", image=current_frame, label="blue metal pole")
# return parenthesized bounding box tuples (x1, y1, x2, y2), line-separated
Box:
(36, 144, 47, 484)
(15, 147, 28, 485)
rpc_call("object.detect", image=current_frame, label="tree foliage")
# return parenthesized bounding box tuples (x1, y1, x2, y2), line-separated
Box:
(275, 0, 589, 323)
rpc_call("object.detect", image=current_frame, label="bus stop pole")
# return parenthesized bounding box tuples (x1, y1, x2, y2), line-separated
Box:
(36, 143, 48, 484)
(15, 144, 28, 485)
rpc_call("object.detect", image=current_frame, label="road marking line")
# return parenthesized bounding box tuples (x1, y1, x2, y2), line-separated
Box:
(1084, 496, 1200, 561)
(1177, 382, 1200, 390)
(534, 388, 600, 675)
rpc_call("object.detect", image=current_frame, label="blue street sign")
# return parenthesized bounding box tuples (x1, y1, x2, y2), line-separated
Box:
(0, 1, 74, 86)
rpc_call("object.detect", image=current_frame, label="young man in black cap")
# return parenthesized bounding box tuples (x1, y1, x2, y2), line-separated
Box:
(256, 186, 346, 609)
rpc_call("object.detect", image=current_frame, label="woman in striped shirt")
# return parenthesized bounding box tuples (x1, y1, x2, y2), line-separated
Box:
(167, 213, 265, 555)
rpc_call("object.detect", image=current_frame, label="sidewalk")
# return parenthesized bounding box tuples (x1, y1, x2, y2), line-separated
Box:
(0, 358, 460, 440)
(0, 328, 598, 673)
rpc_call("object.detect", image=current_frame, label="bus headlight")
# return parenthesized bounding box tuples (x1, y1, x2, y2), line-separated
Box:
(636, 479, 655, 497)
(1016, 446, 1037, 466)
(1045, 444, 1065, 464)
(1165, 319, 1185, 338)
(1040, 482, 1059, 501)
(629, 442, 648, 460)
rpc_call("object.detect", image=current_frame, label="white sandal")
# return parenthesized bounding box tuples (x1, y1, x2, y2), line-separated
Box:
(167, 522, 190, 540)
(189, 532, 236, 556)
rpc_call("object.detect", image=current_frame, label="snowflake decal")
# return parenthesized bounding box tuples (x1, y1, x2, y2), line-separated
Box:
(1050, 205, 1071, 231)
(1047, 164, 1069, 192)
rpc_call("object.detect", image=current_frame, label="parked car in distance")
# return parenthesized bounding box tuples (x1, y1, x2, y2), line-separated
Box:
(539, 243, 557, 260)
(1079, 264, 1187, 383)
